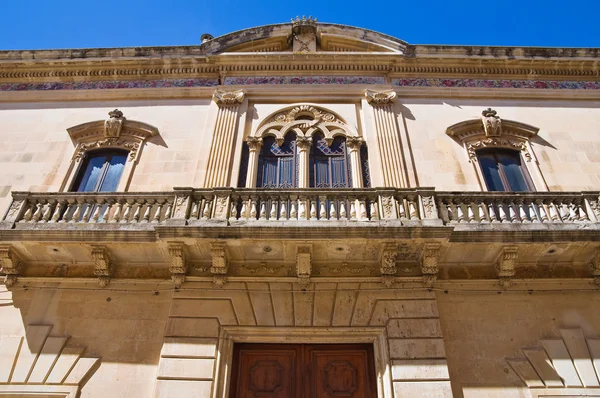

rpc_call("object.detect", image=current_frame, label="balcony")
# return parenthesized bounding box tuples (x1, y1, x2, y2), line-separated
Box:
(2, 188, 599, 241)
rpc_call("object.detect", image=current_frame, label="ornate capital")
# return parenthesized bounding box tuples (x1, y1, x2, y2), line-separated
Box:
(168, 242, 188, 288)
(0, 245, 23, 287)
(91, 245, 112, 288)
(296, 244, 312, 288)
(104, 109, 125, 138)
(365, 89, 397, 106)
(210, 242, 228, 287)
(296, 136, 313, 151)
(421, 243, 441, 287)
(346, 136, 363, 151)
(213, 89, 245, 106)
(496, 245, 518, 288)
(481, 108, 502, 137)
(246, 136, 263, 151)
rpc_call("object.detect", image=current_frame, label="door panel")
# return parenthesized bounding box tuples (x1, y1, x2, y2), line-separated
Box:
(230, 344, 376, 398)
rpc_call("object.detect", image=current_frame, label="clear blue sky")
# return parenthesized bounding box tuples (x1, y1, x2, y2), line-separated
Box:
(1, 0, 598, 50)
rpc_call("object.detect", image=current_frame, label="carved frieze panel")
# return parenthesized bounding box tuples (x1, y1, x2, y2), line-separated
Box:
(90, 245, 112, 288)
(0, 245, 23, 287)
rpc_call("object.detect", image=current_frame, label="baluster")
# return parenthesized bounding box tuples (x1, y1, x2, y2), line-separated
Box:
(80, 201, 93, 223)
(269, 200, 277, 220)
(456, 203, 466, 223)
(538, 201, 549, 223)
(190, 201, 200, 219)
(202, 199, 212, 219)
(558, 202, 569, 222)
(50, 200, 65, 223)
(319, 197, 327, 220)
(111, 201, 124, 223)
(91, 200, 104, 223)
(548, 201, 560, 222)
(239, 200, 248, 220)
(478, 201, 488, 223)
(280, 200, 288, 220)
(340, 201, 347, 219)
(568, 202, 578, 222)
(152, 202, 164, 223)
(445, 200, 455, 223)
(330, 201, 337, 220)
(359, 199, 368, 220)
(508, 203, 518, 223)
(498, 202, 508, 223)
(41, 201, 53, 223)
(486, 200, 498, 223)
(164, 202, 173, 219)
(467, 202, 476, 223)
(370, 200, 379, 220)
(120, 201, 133, 223)
(31, 202, 44, 223)
(22, 201, 35, 222)
(516, 200, 529, 223)
(529, 201, 539, 223)
(60, 201, 74, 223)
(578, 202, 590, 222)
(290, 199, 298, 220)
(299, 198, 306, 220)
(350, 201, 357, 220)
(70, 201, 82, 223)
(398, 199, 407, 220)
(250, 198, 258, 219)
(131, 202, 143, 223)
(310, 200, 318, 220)
(259, 201, 267, 220)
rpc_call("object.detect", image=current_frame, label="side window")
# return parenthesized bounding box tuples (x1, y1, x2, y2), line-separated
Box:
(477, 149, 534, 192)
(257, 133, 297, 188)
(71, 150, 128, 192)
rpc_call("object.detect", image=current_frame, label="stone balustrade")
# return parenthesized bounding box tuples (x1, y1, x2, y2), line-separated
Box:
(2, 189, 599, 228)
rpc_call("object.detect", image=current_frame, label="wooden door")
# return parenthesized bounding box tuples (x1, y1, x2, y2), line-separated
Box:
(229, 344, 377, 398)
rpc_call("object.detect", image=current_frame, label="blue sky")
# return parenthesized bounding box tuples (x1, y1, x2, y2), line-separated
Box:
(1, 0, 598, 50)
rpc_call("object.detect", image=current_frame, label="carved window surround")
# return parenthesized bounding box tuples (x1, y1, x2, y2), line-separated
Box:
(60, 109, 159, 192)
(446, 108, 548, 191)
(244, 104, 364, 188)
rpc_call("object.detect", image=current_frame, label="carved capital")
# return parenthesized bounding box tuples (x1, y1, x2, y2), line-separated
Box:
(0, 245, 23, 287)
(91, 245, 112, 288)
(168, 242, 188, 288)
(246, 136, 263, 151)
(365, 89, 396, 106)
(496, 246, 518, 288)
(210, 242, 228, 287)
(104, 109, 125, 138)
(421, 243, 441, 287)
(296, 136, 312, 151)
(346, 136, 363, 151)
(213, 89, 244, 106)
(481, 108, 502, 137)
(296, 244, 312, 288)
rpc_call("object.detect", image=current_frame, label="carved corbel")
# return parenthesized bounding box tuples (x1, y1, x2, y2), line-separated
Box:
(590, 251, 600, 286)
(210, 242, 228, 287)
(168, 242, 188, 288)
(365, 89, 397, 106)
(296, 244, 312, 288)
(380, 243, 398, 288)
(104, 109, 125, 138)
(496, 246, 518, 288)
(212, 90, 245, 106)
(421, 243, 441, 287)
(0, 245, 23, 288)
(91, 245, 112, 288)
(481, 108, 502, 137)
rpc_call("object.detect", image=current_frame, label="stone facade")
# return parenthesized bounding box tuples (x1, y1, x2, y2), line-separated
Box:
(1, 20, 600, 398)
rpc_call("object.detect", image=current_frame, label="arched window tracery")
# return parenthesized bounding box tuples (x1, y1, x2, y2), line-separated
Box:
(257, 133, 298, 188)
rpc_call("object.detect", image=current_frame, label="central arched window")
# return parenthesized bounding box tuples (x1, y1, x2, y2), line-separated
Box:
(310, 133, 350, 188)
(257, 133, 297, 188)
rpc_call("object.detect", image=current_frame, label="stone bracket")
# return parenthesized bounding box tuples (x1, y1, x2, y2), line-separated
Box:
(168, 242, 188, 288)
(0, 245, 23, 288)
(380, 243, 398, 288)
(296, 244, 312, 288)
(90, 245, 112, 288)
(496, 245, 518, 289)
(590, 250, 600, 286)
(421, 242, 441, 287)
(210, 241, 229, 287)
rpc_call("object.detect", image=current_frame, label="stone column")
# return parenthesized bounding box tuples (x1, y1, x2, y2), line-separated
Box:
(204, 90, 245, 188)
(346, 136, 363, 188)
(365, 89, 407, 188)
(296, 136, 312, 188)
(244, 137, 263, 188)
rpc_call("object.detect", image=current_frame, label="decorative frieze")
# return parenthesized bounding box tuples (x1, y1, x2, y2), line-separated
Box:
(380, 243, 398, 288)
(392, 78, 600, 90)
(496, 246, 518, 288)
(223, 76, 386, 85)
(210, 242, 229, 287)
(90, 245, 112, 288)
(0, 245, 23, 287)
(0, 78, 219, 91)
(296, 244, 312, 288)
(168, 242, 188, 288)
(421, 243, 441, 287)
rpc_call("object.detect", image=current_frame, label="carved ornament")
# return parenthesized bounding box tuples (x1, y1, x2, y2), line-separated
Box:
(496, 245, 518, 288)
(296, 244, 312, 288)
(168, 242, 188, 288)
(380, 243, 398, 288)
(481, 108, 502, 137)
(91, 245, 111, 288)
(213, 89, 245, 106)
(590, 251, 600, 286)
(75, 138, 139, 161)
(210, 241, 228, 287)
(421, 243, 441, 287)
(246, 136, 263, 151)
(467, 138, 531, 162)
(365, 89, 397, 105)
(0, 245, 23, 287)
(346, 136, 363, 151)
(104, 109, 125, 138)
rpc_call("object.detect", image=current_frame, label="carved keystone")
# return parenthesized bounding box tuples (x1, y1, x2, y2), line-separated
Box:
(104, 109, 125, 138)
(0, 245, 23, 287)
(90, 245, 112, 288)
(210, 242, 228, 287)
(481, 108, 502, 137)
(168, 242, 188, 288)
(380, 243, 398, 288)
(296, 244, 312, 288)
(421, 242, 441, 287)
(496, 245, 518, 289)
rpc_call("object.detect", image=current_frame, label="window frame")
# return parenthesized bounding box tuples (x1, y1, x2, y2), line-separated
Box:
(70, 149, 129, 193)
(476, 148, 536, 192)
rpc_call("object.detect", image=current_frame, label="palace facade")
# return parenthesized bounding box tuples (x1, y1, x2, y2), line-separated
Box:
(1, 18, 600, 398)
